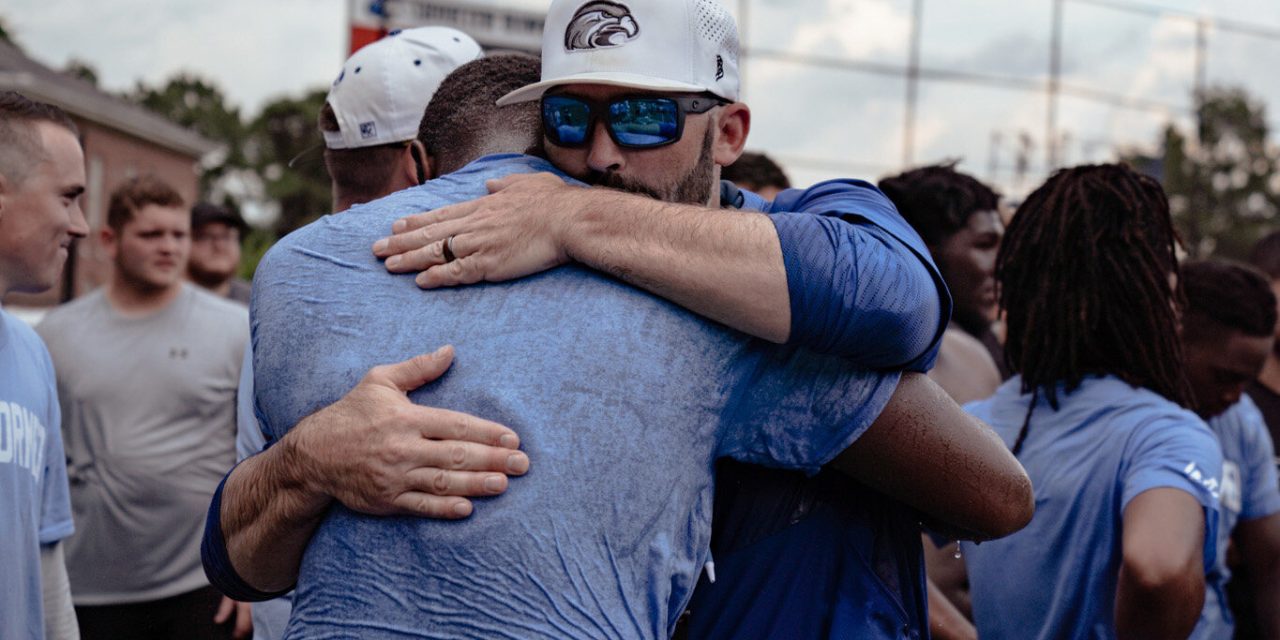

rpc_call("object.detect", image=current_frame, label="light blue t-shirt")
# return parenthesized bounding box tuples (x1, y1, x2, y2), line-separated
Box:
(249, 155, 897, 639)
(963, 375, 1224, 640)
(1192, 394, 1280, 639)
(0, 307, 75, 639)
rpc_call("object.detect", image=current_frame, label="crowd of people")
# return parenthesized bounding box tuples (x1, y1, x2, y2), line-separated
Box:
(2, 0, 1279, 638)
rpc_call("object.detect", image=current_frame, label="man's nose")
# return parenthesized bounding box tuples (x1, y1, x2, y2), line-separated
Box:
(586, 120, 624, 174)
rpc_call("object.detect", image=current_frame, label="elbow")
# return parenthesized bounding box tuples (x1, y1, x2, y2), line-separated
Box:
(966, 466, 1035, 541)
(1121, 546, 1205, 612)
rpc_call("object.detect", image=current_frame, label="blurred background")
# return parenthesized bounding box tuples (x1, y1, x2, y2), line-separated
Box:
(3, 0, 1279, 305)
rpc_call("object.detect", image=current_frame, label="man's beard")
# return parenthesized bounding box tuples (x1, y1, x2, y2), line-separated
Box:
(187, 261, 234, 289)
(581, 126, 717, 205)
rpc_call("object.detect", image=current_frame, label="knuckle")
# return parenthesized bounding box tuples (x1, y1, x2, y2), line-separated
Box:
(431, 469, 451, 494)
(449, 444, 467, 467)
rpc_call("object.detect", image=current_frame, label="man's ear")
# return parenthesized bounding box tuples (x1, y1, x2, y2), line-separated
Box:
(408, 141, 432, 185)
(712, 103, 751, 169)
(100, 226, 118, 260)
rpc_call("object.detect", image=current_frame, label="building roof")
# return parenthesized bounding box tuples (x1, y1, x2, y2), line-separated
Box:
(0, 39, 219, 158)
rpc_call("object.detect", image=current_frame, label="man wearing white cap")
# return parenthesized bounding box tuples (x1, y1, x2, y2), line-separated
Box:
(208, 2, 1032, 639)
(318, 26, 481, 213)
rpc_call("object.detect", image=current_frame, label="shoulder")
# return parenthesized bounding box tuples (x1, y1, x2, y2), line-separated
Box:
(35, 289, 104, 339)
(187, 285, 249, 323)
(3, 310, 53, 371)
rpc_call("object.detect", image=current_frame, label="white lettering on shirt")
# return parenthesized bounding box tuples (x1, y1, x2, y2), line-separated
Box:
(1184, 461, 1222, 501)
(0, 401, 47, 480)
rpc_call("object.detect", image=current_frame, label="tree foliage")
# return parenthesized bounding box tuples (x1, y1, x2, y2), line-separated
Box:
(1127, 87, 1280, 259)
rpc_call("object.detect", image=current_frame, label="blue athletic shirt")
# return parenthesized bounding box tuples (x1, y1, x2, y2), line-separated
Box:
(1191, 394, 1280, 639)
(206, 155, 905, 639)
(0, 307, 75, 640)
(963, 376, 1224, 640)
(681, 182, 943, 640)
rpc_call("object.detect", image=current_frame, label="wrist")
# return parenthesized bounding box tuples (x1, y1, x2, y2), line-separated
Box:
(275, 426, 333, 512)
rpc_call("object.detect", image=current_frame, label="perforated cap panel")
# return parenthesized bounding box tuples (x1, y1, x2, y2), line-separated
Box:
(696, 0, 740, 63)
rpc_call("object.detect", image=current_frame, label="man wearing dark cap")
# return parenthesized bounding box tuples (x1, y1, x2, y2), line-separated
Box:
(189, 203, 251, 305)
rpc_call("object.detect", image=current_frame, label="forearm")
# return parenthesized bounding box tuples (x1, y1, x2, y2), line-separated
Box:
(214, 436, 330, 595)
(1114, 564, 1203, 639)
(1251, 557, 1280, 636)
(830, 373, 1033, 540)
(563, 189, 790, 343)
(40, 542, 78, 640)
(927, 579, 976, 640)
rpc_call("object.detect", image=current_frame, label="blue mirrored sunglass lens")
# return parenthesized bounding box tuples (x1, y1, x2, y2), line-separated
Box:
(610, 99, 679, 147)
(542, 97, 591, 145)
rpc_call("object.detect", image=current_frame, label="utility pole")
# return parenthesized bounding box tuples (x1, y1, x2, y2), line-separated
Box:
(1046, 0, 1064, 172)
(1194, 18, 1209, 102)
(903, 0, 924, 167)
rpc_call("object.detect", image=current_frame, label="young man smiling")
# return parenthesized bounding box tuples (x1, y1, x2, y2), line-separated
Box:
(37, 176, 251, 639)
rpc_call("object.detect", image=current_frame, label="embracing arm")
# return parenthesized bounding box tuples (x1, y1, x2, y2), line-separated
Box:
(828, 372, 1033, 540)
(1115, 488, 1206, 639)
(203, 347, 529, 597)
(374, 175, 945, 367)
(1235, 512, 1280, 637)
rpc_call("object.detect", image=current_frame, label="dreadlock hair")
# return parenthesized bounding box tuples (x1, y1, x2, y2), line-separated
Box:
(999, 164, 1189, 455)
(1181, 259, 1277, 343)
(878, 162, 1001, 248)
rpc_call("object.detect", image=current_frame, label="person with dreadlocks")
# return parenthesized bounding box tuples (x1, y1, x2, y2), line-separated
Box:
(960, 164, 1224, 639)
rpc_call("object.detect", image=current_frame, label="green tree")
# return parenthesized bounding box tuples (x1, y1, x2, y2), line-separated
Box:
(1129, 87, 1280, 259)
(64, 59, 99, 86)
(246, 88, 331, 236)
(130, 74, 248, 196)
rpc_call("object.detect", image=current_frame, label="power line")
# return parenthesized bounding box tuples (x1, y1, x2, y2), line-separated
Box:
(1066, 0, 1280, 40)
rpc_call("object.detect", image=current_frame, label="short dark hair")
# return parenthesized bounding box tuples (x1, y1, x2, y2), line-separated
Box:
(318, 103, 409, 204)
(722, 152, 790, 192)
(1249, 230, 1280, 281)
(879, 163, 1000, 247)
(1000, 164, 1188, 454)
(107, 175, 185, 231)
(418, 54, 543, 176)
(1182, 259, 1277, 340)
(0, 91, 79, 186)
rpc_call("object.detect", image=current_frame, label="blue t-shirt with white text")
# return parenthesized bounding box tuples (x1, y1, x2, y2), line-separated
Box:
(249, 155, 899, 639)
(1191, 394, 1280, 639)
(964, 376, 1223, 640)
(0, 308, 75, 639)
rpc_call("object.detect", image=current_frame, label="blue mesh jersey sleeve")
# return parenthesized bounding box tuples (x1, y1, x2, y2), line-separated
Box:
(760, 180, 950, 373)
(1121, 413, 1225, 571)
(1235, 398, 1280, 520)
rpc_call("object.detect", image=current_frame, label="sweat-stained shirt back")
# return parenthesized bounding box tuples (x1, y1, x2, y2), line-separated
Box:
(248, 154, 899, 639)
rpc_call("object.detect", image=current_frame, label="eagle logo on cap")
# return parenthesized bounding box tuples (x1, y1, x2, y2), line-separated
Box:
(564, 1, 640, 51)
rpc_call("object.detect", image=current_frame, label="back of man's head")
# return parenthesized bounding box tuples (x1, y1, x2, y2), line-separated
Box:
(0, 91, 79, 187)
(879, 163, 1000, 249)
(722, 152, 790, 196)
(319, 27, 481, 207)
(1182, 259, 1277, 344)
(418, 54, 543, 177)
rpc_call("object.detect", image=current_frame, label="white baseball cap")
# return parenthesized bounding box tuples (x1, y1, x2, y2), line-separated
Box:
(324, 26, 483, 149)
(497, 0, 740, 106)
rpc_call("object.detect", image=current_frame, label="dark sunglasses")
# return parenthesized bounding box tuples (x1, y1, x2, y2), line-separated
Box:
(541, 93, 728, 150)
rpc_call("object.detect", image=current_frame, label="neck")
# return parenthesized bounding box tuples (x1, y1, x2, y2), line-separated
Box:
(106, 276, 182, 316)
(1258, 352, 1280, 393)
(187, 272, 233, 297)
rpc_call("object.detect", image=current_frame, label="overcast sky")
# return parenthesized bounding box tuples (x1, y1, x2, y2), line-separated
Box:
(7, 0, 1280, 195)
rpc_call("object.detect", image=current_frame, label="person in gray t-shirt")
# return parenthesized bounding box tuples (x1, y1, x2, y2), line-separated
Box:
(38, 176, 251, 640)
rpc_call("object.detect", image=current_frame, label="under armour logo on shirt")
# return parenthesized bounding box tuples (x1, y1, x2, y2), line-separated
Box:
(169, 347, 189, 360)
